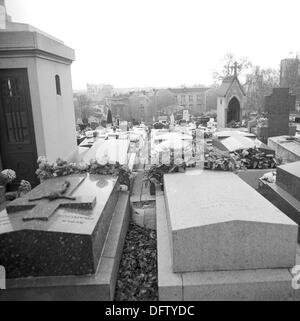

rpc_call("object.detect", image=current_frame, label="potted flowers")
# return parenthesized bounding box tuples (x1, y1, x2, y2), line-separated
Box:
(0, 169, 16, 203)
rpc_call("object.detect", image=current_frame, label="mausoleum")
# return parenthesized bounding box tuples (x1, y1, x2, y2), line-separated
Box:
(0, 1, 77, 186)
(217, 63, 246, 128)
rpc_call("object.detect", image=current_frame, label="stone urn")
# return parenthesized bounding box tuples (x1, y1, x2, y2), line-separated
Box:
(0, 185, 5, 204)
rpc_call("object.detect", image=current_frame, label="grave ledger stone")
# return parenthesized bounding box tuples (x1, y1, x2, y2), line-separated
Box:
(164, 171, 297, 273)
(0, 173, 130, 300)
(157, 170, 298, 300)
(259, 161, 300, 241)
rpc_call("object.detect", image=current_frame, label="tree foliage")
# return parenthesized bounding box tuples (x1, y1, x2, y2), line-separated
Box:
(244, 67, 279, 113)
(280, 57, 300, 100)
(212, 53, 253, 84)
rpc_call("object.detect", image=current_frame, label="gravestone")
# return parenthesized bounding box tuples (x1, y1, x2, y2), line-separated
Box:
(7, 177, 95, 222)
(276, 162, 300, 201)
(0, 174, 119, 278)
(157, 170, 298, 300)
(259, 161, 300, 242)
(164, 171, 296, 272)
(265, 88, 296, 138)
(0, 172, 130, 300)
(268, 136, 300, 163)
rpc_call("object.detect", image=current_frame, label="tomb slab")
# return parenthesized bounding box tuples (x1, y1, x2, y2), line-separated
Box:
(0, 174, 119, 278)
(164, 171, 297, 273)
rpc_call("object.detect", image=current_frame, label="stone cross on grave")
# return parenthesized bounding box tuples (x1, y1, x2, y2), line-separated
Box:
(6, 176, 96, 222)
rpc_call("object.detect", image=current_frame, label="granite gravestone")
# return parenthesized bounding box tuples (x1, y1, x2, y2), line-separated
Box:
(259, 161, 300, 241)
(0, 174, 120, 279)
(157, 171, 298, 300)
(7, 176, 95, 221)
(265, 88, 296, 138)
(163, 171, 297, 273)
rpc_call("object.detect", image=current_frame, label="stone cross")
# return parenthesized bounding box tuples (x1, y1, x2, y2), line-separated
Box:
(230, 62, 240, 76)
(6, 176, 96, 222)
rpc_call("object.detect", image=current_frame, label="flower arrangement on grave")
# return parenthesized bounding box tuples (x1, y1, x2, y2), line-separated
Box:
(233, 148, 280, 169)
(0, 169, 16, 187)
(144, 163, 186, 193)
(204, 149, 243, 171)
(17, 180, 32, 197)
(35, 157, 132, 188)
(204, 147, 281, 171)
(0, 169, 16, 204)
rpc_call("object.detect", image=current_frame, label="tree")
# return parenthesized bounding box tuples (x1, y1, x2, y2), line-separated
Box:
(150, 89, 177, 116)
(280, 57, 300, 101)
(107, 109, 113, 124)
(244, 67, 279, 113)
(73, 94, 93, 121)
(213, 53, 253, 85)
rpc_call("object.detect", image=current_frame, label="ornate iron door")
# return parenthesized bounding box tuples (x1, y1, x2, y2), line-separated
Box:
(0, 69, 38, 188)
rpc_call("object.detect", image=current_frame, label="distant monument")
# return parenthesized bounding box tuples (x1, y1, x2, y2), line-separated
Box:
(265, 88, 296, 138)
(0, 4, 77, 186)
(217, 62, 246, 128)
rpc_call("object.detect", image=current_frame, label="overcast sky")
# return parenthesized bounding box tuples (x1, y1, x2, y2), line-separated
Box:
(6, 0, 300, 90)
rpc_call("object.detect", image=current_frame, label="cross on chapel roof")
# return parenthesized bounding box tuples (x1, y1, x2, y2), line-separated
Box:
(230, 61, 241, 77)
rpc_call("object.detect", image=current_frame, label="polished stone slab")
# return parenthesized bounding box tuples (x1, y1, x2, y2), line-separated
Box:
(259, 179, 300, 242)
(157, 192, 296, 301)
(0, 191, 130, 301)
(0, 174, 119, 278)
(276, 161, 300, 201)
(164, 171, 297, 273)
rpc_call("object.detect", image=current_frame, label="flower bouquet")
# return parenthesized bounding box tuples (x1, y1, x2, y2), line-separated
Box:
(0, 169, 16, 203)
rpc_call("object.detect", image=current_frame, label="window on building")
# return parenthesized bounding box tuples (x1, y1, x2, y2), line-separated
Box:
(197, 95, 202, 102)
(189, 95, 194, 102)
(55, 75, 61, 95)
(140, 105, 145, 118)
(181, 95, 186, 104)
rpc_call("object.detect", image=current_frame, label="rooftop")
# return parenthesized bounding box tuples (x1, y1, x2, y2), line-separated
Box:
(168, 87, 210, 94)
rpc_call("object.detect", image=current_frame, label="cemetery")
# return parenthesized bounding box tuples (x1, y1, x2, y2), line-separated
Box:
(1, 2, 300, 302)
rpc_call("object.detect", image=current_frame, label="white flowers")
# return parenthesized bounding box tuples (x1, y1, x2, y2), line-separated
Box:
(0, 169, 16, 186)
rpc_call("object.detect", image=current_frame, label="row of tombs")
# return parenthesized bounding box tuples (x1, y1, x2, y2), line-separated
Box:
(0, 3, 300, 301)
(0, 139, 299, 300)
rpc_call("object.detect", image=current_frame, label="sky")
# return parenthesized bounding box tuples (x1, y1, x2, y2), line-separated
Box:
(5, 0, 300, 90)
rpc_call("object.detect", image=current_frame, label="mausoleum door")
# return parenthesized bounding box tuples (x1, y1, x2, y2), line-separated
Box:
(227, 97, 240, 125)
(0, 69, 38, 189)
